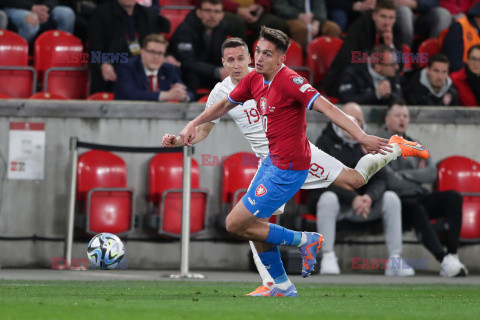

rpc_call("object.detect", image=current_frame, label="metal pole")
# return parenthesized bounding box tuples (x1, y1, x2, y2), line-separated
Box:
(180, 145, 192, 276)
(64, 137, 78, 266)
(167, 146, 204, 279)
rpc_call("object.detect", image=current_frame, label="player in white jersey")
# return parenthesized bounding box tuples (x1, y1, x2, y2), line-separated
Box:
(162, 38, 347, 295)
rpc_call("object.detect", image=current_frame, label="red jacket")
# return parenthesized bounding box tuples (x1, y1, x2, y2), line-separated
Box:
(440, 0, 479, 15)
(450, 68, 479, 106)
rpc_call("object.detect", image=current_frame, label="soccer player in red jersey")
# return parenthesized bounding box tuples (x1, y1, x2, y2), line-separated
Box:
(177, 27, 428, 297)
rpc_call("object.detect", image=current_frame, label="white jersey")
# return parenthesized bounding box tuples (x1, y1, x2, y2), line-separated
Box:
(206, 71, 269, 159)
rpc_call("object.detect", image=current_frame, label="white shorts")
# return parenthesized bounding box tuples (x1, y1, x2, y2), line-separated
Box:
(302, 141, 344, 190)
(250, 141, 344, 215)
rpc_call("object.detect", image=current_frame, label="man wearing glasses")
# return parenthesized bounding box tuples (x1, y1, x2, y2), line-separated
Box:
(167, 0, 231, 98)
(114, 34, 193, 102)
(337, 44, 403, 105)
(451, 44, 480, 106)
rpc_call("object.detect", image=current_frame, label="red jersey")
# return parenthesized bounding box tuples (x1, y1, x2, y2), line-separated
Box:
(228, 66, 320, 170)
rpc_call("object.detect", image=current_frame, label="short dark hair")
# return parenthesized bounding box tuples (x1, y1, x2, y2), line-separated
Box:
(221, 37, 249, 56)
(467, 44, 480, 58)
(370, 44, 396, 64)
(386, 99, 407, 115)
(197, 0, 222, 9)
(142, 34, 167, 49)
(427, 53, 449, 68)
(259, 26, 290, 54)
(375, 0, 396, 11)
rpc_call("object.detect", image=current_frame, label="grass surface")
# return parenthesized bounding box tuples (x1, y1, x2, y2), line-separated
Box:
(1, 280, 479, 320)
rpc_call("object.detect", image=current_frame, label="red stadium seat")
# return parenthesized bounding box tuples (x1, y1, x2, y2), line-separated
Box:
(220, 152, 277, 223)
(77, 150, 135, 234)
(0, 30, 36, 98)
(197, 94, 209, 102)
(34, 30, 89, 99)
(221, 152, 259, 211)
(437, 155, 480, 239)
(252, 38, 312, 82)
(160, 9, 191, 40)
(87, 92, 114, 101)
(148, 152, 208, 237)
(160, 0, 195, 6)
(29, 92, 68, 99)
(0, 93, 12, 99)
(307, 36, 343, 87)
(417, 38, 439, 68)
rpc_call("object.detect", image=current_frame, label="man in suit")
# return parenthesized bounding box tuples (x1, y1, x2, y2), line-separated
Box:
(114, 34, 193, 102)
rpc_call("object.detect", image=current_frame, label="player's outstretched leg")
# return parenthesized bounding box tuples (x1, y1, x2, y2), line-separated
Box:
(354, 135, 429, 184)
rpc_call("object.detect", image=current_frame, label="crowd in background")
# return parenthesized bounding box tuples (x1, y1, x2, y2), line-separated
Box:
(0, 0, 479, 105)
(0, 0, 478, 277)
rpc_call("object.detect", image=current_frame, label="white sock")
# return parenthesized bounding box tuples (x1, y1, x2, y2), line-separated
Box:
(298, 232, 307, 246)
(276, 279, 293, 290)
(249, 241, 274, 287)
(355, 144, 401, 183)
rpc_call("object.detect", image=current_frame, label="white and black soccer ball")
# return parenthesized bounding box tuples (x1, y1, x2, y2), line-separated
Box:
(87, 233, 125, 270)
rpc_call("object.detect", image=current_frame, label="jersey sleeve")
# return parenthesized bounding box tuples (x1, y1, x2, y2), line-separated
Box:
(287, 75, 321, 110)
(205, 83, 225, 124)
(228, 72, 254, 105)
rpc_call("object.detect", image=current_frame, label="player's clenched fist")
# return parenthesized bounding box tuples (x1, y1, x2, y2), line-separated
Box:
(179, 121, 196, 146)
(161, 134, 178, 147)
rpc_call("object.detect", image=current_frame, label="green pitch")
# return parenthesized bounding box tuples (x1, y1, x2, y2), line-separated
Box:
(1, 280, 478, 320)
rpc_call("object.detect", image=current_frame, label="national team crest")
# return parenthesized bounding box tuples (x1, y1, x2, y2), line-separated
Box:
(292, 77, 305, 85)
(259, 97, 267, 114)
(255, 184, 267, 197)
(443, 93, 452, 105)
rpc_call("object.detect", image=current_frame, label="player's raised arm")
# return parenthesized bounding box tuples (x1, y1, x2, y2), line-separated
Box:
(311, 96, 390, 154)
(180, 97, 236, 146)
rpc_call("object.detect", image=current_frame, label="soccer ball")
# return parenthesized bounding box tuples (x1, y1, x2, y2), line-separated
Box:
(87, 233, 125, 270)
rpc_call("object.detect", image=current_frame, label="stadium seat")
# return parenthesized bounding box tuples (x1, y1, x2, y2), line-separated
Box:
(221, 152, 259, 211)
(34, 30, 89, 99)
(29, 92, 68, 99)
(0, 93, 12, 99)
(148, 152, 208, 237)
(0, 30, 37, 98)
(252, 38, 312, 83)
(417, 38, 439, 68)
(76, 150, 135, 234)
(197, 94, 209, 103)
(307, 36, 343, 87)
(436, 155, 480, 240)
(87, 92, 114, 101)
(160, 9, 191, 40)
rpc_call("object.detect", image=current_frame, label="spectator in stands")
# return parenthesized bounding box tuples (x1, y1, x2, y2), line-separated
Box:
(322, 0, 404, 97)
(167, 0, 229, 96)
(114, 34, 193, 101)
(441, 2, 480, 72)
(402, 53, 458, 106)
(88, 0, 170, 93)
(58, 0, 103, 41)
(1, 0, 76, 43)
(0, 9, 7, 29)
(222, 0, 287, 46)
(450, 44, 480, 106)
(326, 0, 376, 32)
(312, 102, 414, 276)
(337, 44, 403, 104)
(440, 0, 479, 19)
(271, 0, 341, 50)
(395, 0, 452, 49)
(378, 100, 468, 277)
